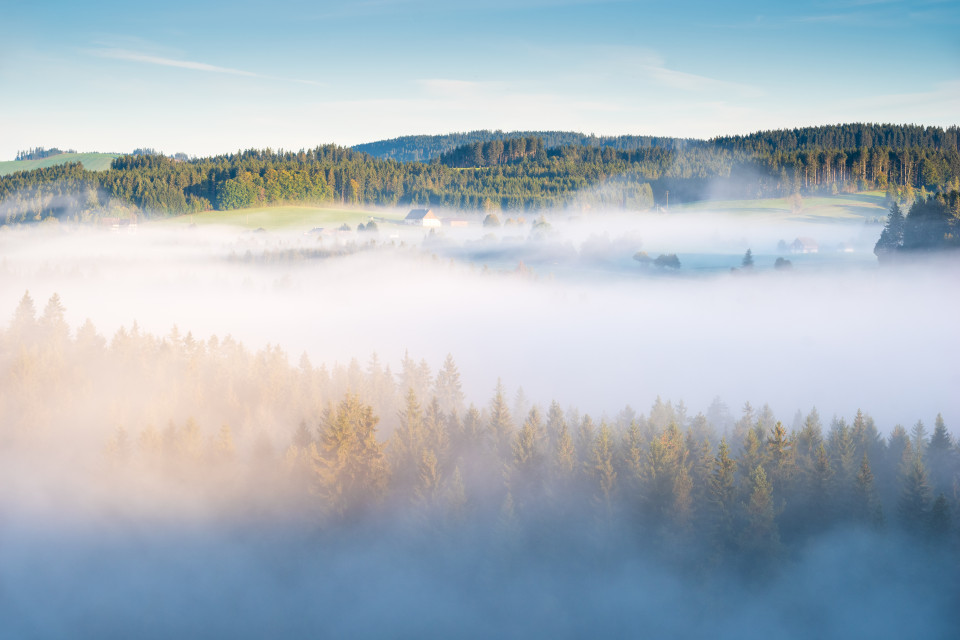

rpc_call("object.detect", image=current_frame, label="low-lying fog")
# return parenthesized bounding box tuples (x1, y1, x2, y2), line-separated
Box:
(1, 211, 953, 430)
(2, 210, 959, 639)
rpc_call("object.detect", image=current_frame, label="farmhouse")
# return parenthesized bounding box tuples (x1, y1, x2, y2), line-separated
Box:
(790, 237, 818, 254)
(404, 208, 441, 228)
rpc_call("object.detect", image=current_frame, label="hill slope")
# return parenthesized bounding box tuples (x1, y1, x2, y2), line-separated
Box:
(0, 152, 119, 176)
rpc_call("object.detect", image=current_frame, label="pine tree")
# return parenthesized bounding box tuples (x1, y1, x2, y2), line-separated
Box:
(807, 443, 834, 532)
(552, 421, 576, 481)
(874, 201, 905, 257)
(766, 421, 796, 501)
(575, 415, 597, 474)
(415, 448, 442, 511)
(433, 354, 464, 416)
(422, 395, 449, 469)
(910, 420, 929, 461)
(738, 429, 765, 488)
(853, 453, 883, 529)
(928, 493, 951, 542)
(487, 379, 515, 461)
(740, 465, 781, 575)
(312, 394, 388, 518)
(898, 457, 932, 535)
(391, 387, 425, 495)
(510, 406, 547, 507)
(544, 400, 566, 450)
(590, 422, 617, 517)
(10, 290, 38, 344)
(927, 414, 955, 495)
(461, 404, 485, 450)
(39, 293, 69, 345)
(709, 438, 738, 559)
(445, 466, 468, 526)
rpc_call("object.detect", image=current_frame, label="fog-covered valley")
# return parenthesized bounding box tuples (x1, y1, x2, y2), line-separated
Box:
(1, 211, 958, 638)
(1, 212, 954, 428)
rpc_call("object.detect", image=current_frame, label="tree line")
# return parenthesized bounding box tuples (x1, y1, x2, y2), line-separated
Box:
(352, 130, 695, 163)
(15, 147, 77, 161)
(3, 292, 957, 578)
(1, 124, 959, 225)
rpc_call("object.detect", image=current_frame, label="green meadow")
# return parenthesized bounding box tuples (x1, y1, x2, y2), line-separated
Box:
(0, 152, 119, 176)
(674, 190, 889, 222)
(151, 205, 405, 231)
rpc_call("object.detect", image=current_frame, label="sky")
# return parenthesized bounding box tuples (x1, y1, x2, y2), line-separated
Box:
(1, 0, 958, 160)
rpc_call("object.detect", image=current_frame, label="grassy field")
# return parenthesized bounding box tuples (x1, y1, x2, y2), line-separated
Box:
(675, 190, 889, 222)
(0, 152, 120, 176)
(151, 205, 406, 231)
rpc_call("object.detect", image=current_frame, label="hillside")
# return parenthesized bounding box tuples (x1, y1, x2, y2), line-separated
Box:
(2, 124, 958, 224)
(0, 152, 119, 176)
(351, 130, 693, 162)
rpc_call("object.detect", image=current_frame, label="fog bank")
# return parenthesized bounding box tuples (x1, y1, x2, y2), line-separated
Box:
(1, 219, 955, 429)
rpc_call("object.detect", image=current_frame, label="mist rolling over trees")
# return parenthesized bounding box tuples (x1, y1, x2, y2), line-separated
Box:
(2, 286, 959, 637)
(1, 111, 959, 640)
(1, 214, 959, 637)
(6, 0, 960, 632)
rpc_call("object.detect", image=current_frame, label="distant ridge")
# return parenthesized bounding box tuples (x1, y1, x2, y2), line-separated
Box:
(0, 152, 120, 176)
(351, 130, 696, 162)
(352, 123, 960, 163)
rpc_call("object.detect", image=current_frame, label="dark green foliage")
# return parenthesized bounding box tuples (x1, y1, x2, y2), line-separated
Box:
(900, 192, 960, 252)
(353, 129, 695, 162)
(438, 137, 546, 167)
(4, 124, 960, 225)
(874, 202, 905, 257)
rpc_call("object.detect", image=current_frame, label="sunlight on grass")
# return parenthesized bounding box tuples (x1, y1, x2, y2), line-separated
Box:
(675, 191, 888, 222)
(151, 205, 405, 230)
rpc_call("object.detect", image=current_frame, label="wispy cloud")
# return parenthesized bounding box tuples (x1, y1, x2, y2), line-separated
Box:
(639, 63, 764, 97)
(88, 48, 323, 86)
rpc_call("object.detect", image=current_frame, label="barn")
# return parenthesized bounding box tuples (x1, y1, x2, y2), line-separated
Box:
(404, 208, 441, 228)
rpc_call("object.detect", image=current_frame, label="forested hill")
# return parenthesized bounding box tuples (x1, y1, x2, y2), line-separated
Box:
(352, 130, 696, 162)
(711, 123, 959, 154)
(354, 124, 959, 163)
(2, 123, 960, 225)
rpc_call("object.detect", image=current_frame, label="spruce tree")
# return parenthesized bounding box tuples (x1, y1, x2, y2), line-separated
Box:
(709, 438, 738, 560)
(853, 453, 883, 529)
(898, 457, 932, 535)
(927, 414, 955, 495)
(313, 394, 387, 518)
(874, 201, 905, 258)
(487, 379, 515, 461)
(740, 465, 781, 576)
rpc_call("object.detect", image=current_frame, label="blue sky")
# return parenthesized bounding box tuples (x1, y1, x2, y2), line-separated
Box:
(1, 0, 957, 159)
